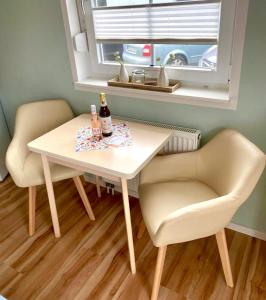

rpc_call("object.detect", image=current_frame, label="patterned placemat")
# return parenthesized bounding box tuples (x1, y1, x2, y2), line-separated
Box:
(75, 123, 133, 152)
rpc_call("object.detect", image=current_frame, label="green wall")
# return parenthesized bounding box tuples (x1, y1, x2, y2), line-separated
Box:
(0, 100, 10, 165)
(0, 0, 265, 232)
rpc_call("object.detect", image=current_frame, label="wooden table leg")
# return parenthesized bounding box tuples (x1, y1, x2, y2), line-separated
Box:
(121, 178, 136, 274)
(41, 154, 61, 238)
(73, 176, 95, 220)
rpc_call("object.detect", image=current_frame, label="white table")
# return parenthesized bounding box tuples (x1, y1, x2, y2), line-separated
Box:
(28, 114, 172, 274)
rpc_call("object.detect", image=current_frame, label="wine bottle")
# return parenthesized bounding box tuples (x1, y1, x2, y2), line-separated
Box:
(90, 104, 102, 140)
(99, 93, 112, 137)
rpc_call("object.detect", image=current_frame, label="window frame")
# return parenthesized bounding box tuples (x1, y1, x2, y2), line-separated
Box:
(60, 0, 250, 110)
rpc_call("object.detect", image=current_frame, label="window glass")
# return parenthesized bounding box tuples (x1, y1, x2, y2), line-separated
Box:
(95, 0, 197, 7)
(155, 44, 216, 69)
(152, 0, 184, 3)
(100, 43, 216, 70)
(101, 44, 152, 66)
(95, 0, 149, 7)
(100, 44, 123, 63)
(93, 0, 220, 71)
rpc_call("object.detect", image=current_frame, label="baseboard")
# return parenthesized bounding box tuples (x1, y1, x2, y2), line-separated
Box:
(226, 222, 266, 241)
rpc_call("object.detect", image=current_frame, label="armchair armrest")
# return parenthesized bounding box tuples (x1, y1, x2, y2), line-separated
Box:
(140, 151, 198, 185)
(153, 194, 239, 247)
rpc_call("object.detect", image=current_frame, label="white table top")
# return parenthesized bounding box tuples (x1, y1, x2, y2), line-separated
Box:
(28, 114, 173, 179)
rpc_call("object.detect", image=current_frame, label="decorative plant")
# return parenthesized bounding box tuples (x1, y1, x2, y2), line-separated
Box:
(114, 51, 123, 64)
(156, 57, 169, 87)
(156, 54, 176, 67)
(113, 51, 129, 83)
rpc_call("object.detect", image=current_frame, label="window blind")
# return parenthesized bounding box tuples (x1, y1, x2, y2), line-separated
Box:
(92, 1, 221, 44)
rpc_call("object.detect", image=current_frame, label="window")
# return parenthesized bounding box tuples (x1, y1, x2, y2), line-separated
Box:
(83, 0, 236, 85)
(93, 0, 219, 69)
(61, 0, 249, 109)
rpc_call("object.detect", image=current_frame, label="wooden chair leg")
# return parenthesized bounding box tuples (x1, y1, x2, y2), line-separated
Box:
(216, 229, 234, 287)
(137, 218, 146, 239)
(29, 186, 37, 236)
(73, 176, 95, 221)
(95, 175, 101, 198)
(42, 154, 61, 238)
(151, 246, 167, 300)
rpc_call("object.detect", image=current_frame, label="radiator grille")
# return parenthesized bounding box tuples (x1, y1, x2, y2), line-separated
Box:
(114, 115, 199, 134)
(114, 115, 201, 154)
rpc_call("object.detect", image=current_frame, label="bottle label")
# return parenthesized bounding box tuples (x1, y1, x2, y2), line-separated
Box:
(100, 116, 112, 134)
(92, 127, 101, 137)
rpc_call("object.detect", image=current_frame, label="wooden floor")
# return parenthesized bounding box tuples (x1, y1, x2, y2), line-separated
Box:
(0, 176, 266, 300)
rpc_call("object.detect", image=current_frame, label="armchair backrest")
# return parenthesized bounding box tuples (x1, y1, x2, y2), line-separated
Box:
(6, 99, 74, 186)
(197, 129, 265, 203)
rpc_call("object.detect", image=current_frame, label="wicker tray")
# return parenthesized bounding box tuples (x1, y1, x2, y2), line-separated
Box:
(108, 76, 181, 93)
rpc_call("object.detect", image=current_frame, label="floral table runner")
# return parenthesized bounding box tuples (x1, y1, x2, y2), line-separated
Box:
(75, 122, 133, 152)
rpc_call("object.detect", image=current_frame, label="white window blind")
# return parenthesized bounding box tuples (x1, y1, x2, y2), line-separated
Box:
(92, 0, 221, 44)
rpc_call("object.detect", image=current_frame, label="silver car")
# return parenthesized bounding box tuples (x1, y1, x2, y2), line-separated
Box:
(122, 44, 213, 67)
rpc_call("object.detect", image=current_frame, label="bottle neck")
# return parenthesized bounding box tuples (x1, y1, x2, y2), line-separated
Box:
(100, 93, 107, 107)
(91, 112, 98, 119)
(100, 100, 107, 107)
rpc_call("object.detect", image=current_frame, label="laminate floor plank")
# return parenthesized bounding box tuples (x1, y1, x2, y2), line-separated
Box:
(0, 176, 266, 300)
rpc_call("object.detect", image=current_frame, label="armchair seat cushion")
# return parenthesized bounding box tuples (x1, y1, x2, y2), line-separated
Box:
(20, 152, 83, 187)
(139, 180, 218, 239)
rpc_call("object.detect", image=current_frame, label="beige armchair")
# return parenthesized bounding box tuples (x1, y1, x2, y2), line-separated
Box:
(6, 99, 95, 236)
(138, 129, 265, 300)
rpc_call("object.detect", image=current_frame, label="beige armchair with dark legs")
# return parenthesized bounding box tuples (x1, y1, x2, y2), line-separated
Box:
(138, 129, 265, 300)
(6, 99, 95, 236)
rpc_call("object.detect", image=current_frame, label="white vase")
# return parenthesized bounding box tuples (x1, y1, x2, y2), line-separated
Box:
(119, 63, 129, 83)
(157, 66, 169, 87)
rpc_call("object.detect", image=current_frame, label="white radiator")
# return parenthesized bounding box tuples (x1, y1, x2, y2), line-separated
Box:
(84, 117, 201, 197)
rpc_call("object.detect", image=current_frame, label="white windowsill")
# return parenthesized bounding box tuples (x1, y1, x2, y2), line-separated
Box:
(74, 78, 234, 110)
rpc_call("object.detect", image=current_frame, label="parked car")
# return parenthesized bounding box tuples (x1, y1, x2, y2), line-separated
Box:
(198, 45, 217, 70)
(122, 44, 213, 67)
